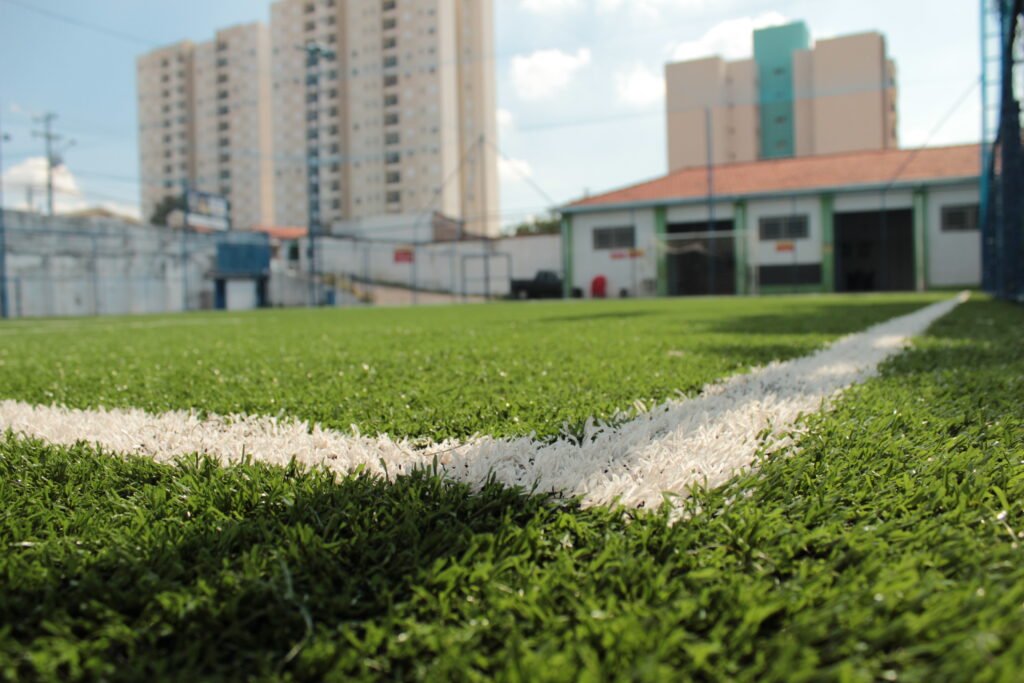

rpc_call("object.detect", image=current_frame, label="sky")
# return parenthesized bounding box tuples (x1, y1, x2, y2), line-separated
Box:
(0, 0, 981, 228)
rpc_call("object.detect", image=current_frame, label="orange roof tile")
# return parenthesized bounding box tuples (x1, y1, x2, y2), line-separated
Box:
(567, 144, 980, 209)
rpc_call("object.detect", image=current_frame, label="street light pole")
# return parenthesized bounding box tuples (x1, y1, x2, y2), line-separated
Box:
(299, 41, 335, 307)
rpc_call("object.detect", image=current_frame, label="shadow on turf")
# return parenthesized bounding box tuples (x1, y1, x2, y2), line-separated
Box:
(537, 311, 656, 324)
(703, 302, 924, 336)
(1, 443, 556, 679)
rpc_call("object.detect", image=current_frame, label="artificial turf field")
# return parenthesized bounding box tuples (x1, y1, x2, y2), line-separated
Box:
(2, 294, 1023, 681)
(0, 294, 941, 442)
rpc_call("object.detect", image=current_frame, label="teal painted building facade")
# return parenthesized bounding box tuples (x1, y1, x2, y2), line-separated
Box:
(753, 22, 811, 160)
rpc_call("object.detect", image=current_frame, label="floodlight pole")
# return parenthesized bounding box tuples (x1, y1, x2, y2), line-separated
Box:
(300, 41, 336, 307)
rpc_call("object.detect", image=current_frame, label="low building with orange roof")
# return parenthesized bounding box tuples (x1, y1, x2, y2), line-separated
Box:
(559, 144, 980, 298)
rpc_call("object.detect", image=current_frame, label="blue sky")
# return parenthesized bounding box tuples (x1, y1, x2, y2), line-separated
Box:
(0, 0, 980, 227)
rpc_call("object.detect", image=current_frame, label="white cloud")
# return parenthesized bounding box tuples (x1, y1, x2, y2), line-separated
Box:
(510, 48, 592, 101)
(670, 12, 789, 63)
(498, 156, 533, 182)
(520, 0, 582, 14)
(2, 156, 139, 220)
(497, 108, 514, 130)
(615, 63, 665, 108)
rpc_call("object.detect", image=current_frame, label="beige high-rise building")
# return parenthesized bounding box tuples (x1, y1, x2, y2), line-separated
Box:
(665, 22, 898, 172)
(136, 22, 275, 230)
(270, 0, 499, 236)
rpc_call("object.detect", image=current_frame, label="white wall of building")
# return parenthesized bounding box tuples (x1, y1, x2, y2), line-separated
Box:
(571, 208, 658, 298)
(746, 196, 822, 268)
(928, 184, 981, 287)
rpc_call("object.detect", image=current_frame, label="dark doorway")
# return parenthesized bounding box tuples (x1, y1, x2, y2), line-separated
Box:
(834, 209, 914, 292)
(665, 220, 735, 296)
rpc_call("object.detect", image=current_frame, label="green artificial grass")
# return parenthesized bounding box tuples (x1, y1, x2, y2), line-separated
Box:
(0, 294, 940, 441)
(2, 297, 1022, 681)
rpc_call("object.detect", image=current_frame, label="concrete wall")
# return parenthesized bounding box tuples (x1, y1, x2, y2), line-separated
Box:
(3, 211, 217, 318)
(298, 232, 561, 298)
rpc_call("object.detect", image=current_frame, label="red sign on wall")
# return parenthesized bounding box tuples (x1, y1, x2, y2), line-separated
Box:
(610, 248, 646, 260)
(393, 248, 414, 263)
(775, 241, 795, 253)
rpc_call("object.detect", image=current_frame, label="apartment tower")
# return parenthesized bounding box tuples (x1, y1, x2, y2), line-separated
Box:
(270, 0, 499, 236)
(665, 21, 898, 172)
(136, 23, 275, 230)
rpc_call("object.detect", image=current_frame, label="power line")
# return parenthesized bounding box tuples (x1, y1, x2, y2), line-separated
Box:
(0, 0, 158, 48)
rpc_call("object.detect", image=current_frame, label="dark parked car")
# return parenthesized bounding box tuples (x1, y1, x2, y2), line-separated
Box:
(510, 270, 563, 299)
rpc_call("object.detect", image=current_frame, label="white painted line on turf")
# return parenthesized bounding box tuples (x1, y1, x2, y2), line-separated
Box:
(0, 294, 966, 508)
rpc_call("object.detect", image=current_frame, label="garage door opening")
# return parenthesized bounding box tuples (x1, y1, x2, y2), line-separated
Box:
(665, 219, 735, 296)
(834, 209, 914, 292)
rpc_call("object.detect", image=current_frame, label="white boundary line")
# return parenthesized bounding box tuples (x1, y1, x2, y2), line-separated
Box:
(0, 295, 965, 508)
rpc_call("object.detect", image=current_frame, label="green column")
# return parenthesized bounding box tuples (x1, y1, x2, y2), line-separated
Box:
(655, 206, 667, 297)
(820, 193, 835, 292)
(912, 187, 929, 291)
(561, 214, 573, 298)
(733, 201, 747, 295)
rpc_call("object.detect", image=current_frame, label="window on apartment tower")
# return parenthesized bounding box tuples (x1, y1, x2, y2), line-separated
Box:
(385, 132, 400, 145)
(382, 17, 397, 30)
(386, 191, 400, 204)
(383, 37, 397, 50)
(383, 55, 398, 68)
(384, 113, 399, 125)
(386, 171, 400, 184)
(304, 2, 314, 12)
(385, 151, 400, 164)
(383, 0, 397, 10)
(383, 75, 398, 87)
(384, 94, 398, 106)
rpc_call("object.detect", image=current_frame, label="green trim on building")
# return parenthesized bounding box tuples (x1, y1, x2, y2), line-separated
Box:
(654, 206, 668, 297)
(561, 214, 573, 298)
(733, 201, 748, 295)
(820, 193, 835, 292)
(912, 187, 929, 291)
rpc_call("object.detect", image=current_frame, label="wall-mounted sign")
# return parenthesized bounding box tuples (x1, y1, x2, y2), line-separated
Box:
(185, 190, 230, 231)
(393, 247, 415, 263)
(610, 248, 646, 260)
(775, 241, 795, 253)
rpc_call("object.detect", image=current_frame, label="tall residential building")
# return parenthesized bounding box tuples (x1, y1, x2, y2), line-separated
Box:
(137, 22, 274, 230)
(270, 0, 499, 236)
(665, 21, 898, 172)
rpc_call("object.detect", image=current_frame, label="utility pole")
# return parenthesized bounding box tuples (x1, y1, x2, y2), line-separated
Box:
(705, 106, 717, 295)
(32, 113, 73, 216)
(299, 42, 335, 307)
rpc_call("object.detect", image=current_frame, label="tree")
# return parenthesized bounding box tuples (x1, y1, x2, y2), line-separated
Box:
(511, 212, 561, 237)
(150, 194, 185, 227)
